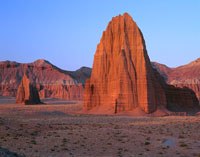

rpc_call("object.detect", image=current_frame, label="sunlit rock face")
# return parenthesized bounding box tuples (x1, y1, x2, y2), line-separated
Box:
(84, 13, 167, 114)
(16, 74, 41, 105)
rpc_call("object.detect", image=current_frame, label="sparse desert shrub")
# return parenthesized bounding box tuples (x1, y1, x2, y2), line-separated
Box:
(178, 135, 185, 139)
(31, 140, 37, 145)
(180, 143, 187, 147)
(144, 141, 150, 145)
(107, 142, 112, 145)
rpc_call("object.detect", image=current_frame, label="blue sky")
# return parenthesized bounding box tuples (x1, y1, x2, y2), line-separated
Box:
(0, 0, 199, 70)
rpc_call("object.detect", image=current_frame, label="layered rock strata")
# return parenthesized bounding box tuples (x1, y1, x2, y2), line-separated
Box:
(152, 58, 200, 103)
(0, 60, 91, 100)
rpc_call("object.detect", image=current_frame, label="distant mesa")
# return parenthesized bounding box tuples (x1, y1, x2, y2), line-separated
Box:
(84, 13, 199, 115)
(16, 74, 41, 105)
(0, 59, 91, 100)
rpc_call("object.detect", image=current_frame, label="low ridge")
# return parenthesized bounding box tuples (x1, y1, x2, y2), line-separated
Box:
(0, 59, 91, 100)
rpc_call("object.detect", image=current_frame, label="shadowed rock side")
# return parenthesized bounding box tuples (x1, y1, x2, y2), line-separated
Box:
(84, 13, 167, 114)
(16, 74, 41, 104)
(0, 59, 91, 100)
(152, 59, 200, 103)
(153, 68, 200, 114)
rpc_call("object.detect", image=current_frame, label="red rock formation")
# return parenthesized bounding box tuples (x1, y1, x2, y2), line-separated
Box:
(166, 85, 199, 113)
(84, 13, 167, 114)
(151, 62, 172, 81)
(0, 59, 91, 100)
(0, 61, 21, 96)
(152, 58, 200, 103)
(39, 84, 83, 100)
(153, 68, 199, 114)
(16, 74, 41, 104)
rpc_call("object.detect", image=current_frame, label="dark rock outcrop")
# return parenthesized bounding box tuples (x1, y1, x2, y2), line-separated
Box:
(152, 58, 200, 103)
(153, 68, 200, 114)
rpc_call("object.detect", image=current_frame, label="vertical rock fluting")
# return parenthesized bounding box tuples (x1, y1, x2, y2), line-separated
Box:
(84, 13, 167, 114)
(16, 74, 41, 105)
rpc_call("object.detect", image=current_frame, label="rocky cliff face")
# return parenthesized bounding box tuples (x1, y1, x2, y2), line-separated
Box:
(152, 58, 200, 103)
(0, 59, 91, 100)
(153, 68, 199, 114)
(16, 74, 41, 104)
(84, 13, 199, 115)
(84, 13, 167, 114)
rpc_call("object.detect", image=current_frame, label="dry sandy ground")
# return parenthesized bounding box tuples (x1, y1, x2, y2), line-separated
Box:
(0, 97, 200, 157)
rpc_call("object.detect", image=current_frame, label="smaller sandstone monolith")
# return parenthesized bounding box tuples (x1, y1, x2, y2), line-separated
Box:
(16, 74, 41, 104)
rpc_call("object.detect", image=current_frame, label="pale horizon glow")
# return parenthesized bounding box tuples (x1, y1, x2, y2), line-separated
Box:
(0, 1, 199, 70)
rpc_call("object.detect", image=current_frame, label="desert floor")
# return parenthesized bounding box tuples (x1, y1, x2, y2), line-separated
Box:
(0, 97, 200, 157)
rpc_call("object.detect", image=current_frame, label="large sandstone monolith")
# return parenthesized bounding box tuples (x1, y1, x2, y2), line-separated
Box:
(16, 74, 41, 104)
(84, 13, 167, 114)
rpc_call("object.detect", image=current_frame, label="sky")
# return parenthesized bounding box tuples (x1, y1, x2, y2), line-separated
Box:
(0, 0, 199, 70)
